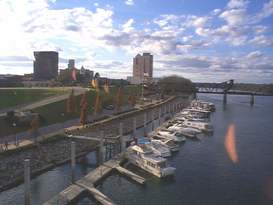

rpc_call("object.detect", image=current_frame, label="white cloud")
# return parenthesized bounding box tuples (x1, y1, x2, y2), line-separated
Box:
(122, 18, 134, 32)
(125, 0, 134, 6)
(192, 17, 208, 28)
(249, 35, 273, 47)
(227, 0, 249, 9)
(211, 9, 221, 15)
(255, 0, 273, 21)
(220, 9, 247, 26)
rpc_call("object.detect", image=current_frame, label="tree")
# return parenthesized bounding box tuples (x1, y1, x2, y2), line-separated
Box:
(66, 89, 77, 113)
(94, 92, 102, 115)
(158, 75, 196, 94)
(80, 92, 88, 125)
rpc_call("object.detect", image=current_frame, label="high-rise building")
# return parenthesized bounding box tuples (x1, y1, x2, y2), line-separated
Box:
(33, 51, 58, 80)
(68, 59, 75, 69)
(132, 53, 153, 84)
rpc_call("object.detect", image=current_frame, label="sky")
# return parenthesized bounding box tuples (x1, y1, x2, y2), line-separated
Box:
(0, 0, 273, 83)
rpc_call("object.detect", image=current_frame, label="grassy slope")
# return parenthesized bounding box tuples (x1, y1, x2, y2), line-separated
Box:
(0, 85, 141, 137)
(0, 88, 69, 110)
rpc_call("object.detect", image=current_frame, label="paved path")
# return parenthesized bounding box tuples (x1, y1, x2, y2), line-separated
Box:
(0, 87, 87, 116)
(0, 104, 134, 152)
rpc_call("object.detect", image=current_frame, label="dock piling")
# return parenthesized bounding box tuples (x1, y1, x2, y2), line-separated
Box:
(143, 112, 147, 136)
(250, 94, 254, 106)
(71, 142, 76, 183)
(151, 109, 155, 131)
(24, 159, 31, 205)
(158, 107, 161, 126)
(99, 131, 104, 165)
(133, 117, 137, 137)
(223, 92, 227, 104)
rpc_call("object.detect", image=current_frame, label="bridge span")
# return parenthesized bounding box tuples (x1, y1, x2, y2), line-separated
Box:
(194, 80, 272, 105)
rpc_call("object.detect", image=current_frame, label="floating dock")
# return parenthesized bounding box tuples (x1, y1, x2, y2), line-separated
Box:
(44, 154, 145, 205)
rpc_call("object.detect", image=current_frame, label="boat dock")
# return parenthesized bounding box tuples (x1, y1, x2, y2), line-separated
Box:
(44, 154, 145, 205)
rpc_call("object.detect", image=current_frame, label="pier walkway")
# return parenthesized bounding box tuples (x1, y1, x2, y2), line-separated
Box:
(44, 154, 145, 205)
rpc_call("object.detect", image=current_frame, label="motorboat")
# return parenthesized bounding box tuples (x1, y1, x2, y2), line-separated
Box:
(127, 145, 176, 178)
(183, 120, 213, 132)
(151, 139, 180, 152)
(157, 130, 186, 142)
(167, 124, 201, 138)
(183, 108, 211, 118)
(191, 100, 215, 112)
(136, 138, 171, 157)
(149, 140, 172, 157)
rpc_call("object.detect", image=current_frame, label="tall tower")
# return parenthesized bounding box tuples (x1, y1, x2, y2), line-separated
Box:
(132, 53, 153, 83)
(33, 51, 58, 80)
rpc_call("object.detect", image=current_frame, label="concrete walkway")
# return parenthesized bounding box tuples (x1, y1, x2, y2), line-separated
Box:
(0, 104, 134, 153)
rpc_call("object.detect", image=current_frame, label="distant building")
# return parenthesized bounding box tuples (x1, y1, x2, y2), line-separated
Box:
(59, 60, 94, 85)
(33, 51, 58, 80)
(128, 53, 153, 84)
(68, 59, 75, 69)
(0, 75, 23, 87)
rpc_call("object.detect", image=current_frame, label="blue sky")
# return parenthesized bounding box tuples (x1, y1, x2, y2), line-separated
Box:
(0, 0, 272, 83)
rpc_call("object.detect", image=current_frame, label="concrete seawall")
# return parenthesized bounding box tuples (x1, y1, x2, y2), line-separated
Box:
(0, 94, 192, 193)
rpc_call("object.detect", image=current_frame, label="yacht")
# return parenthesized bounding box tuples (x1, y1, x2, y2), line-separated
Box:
(157, 130, 186, 142)
(183, 120, 213, 132)
(127, 145, 176, 178)
(149, 140, 172, 157)
(191, 100, 215, 112)
(167, 124, 201, 138)
(183, 108, 211, 118)
(151, 139, 180, 152)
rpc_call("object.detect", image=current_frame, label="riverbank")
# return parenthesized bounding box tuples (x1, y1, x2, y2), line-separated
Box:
(0, 136, 98, 192)
(0, 94, 191, 194)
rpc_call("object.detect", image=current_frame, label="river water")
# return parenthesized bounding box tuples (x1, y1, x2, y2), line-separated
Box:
(0, 94, 273, 205)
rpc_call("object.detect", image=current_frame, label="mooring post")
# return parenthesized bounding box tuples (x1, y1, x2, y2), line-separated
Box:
(99, 131, 104, 165)
(144, 112, 147, 136)
(24, 159, 31, 205)
(158, 107, 161, 126)
(119, 122, 126, 152)
(151, 109, 155, 131)
(250, 94, 254, 106)
(71, 141, 76, 183)
(119, 122, 123, 136)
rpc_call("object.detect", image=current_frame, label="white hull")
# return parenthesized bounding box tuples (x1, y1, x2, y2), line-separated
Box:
(128, 154, 175, 178)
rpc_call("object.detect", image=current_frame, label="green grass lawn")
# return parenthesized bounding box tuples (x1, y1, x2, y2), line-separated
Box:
(34, 85, 141, 126)
(0, 88, 69, 110)
(0, 85, 141, 138)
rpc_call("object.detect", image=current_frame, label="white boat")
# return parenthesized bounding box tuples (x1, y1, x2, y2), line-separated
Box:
(180, 109, 209, 119)
(151, 139, 180, 152)
(167, 124, 201, 138)
(148, 140, 171, 157)
(157, 130, 186, 142)
(183, 108, 211, 118)
(191, 100, 215, 112)
(183, 120, 213, 132)
(127, 145, 176, 178)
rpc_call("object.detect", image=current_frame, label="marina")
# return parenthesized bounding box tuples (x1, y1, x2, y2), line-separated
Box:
(42, 96, 217, 204)
(0, 94, 272, 204)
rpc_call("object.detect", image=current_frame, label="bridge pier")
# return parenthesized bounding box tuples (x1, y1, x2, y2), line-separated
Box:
(223, 92, 227, 104)
(250, 94, 254, 106)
